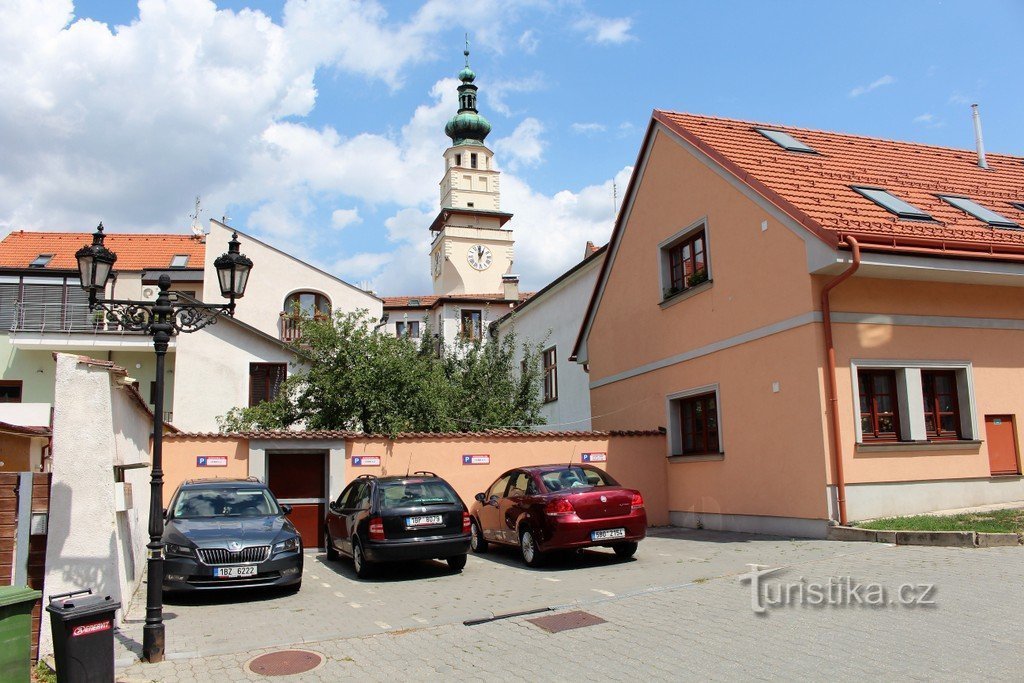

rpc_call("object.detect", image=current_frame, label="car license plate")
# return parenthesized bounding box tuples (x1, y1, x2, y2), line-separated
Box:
(406, 514, 443, 527)
(591, 528, 627, 541)
(213, 565, 257, 578)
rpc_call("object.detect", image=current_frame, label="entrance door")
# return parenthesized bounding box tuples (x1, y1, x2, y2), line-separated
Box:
(985, 415, 1020, 476)
(268, 452, 327, 549)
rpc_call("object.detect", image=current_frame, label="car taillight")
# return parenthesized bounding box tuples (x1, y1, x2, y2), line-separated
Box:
(631, 493, 644, 510)
(545, 498, 575, 516)
(369, 517, 385, 541)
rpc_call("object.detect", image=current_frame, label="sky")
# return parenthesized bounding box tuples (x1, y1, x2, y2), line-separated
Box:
(1, 0, 1022, 296)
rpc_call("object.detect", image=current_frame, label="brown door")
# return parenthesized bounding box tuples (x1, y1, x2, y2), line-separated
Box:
(267, 452, 327, 549)
(985, 415, 1020, 476)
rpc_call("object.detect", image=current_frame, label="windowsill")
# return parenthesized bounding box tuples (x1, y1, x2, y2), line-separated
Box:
(543, 398, 558, 404)
(659, 279, 713, 309)
(668, 453, 724, 463)
(855, 440, 982, 453)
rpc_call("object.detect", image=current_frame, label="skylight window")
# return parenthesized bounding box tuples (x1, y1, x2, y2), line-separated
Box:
(29, 254, 53, 268)
(851, 187, 933, 221)
(169, 254, 189, 268)
(939, 196, 1019, 228)
(1008, 202, 1024, 215)
(755, 128, 817, 154)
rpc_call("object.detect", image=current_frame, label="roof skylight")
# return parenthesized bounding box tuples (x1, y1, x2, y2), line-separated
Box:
(29, 254, 53, 268)
(939, 196, 1019, 228)
(169, 254, 189, 268)
(1009, 202, 1024, 214)
(755, 128, 817, 154)
(851, 187, 933, 221)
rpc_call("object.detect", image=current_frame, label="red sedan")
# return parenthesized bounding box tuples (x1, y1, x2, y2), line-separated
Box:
(469, 465, 646, 567)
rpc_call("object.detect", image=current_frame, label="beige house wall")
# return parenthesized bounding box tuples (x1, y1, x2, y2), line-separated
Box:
(161, 437, 251, 505)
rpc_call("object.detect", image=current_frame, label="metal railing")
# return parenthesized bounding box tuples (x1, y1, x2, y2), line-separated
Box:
(10, 302, 148, 335)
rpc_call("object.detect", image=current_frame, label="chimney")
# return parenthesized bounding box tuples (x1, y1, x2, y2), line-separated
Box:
(584, 241, 597, 259)
(972, 104, 988, 169)
(502, 273, 520, 302)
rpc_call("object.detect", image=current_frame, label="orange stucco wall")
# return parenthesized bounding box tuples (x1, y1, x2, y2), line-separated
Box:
(162, 437, 250, 504)
(587, 126, 831, 522)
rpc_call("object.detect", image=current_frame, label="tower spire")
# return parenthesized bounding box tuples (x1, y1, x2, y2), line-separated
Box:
(444, 38, 491, 145)
(465, 33, 470, 67)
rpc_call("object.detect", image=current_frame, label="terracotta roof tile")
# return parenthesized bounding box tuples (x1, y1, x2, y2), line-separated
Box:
(383, 292, 533, 309)
(168, 429, 662, 440)
(655, 111, 1024, 258)
(0, 231, 206, 271)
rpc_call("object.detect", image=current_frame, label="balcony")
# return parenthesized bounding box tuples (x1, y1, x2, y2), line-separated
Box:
(279, 312, 327, 343)
(7, 302, 172, 351)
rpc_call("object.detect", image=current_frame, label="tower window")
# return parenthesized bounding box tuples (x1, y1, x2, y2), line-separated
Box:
(480, 177, 488, 192)
(471, 153, 478, 169)
(455, 154, 462, 167)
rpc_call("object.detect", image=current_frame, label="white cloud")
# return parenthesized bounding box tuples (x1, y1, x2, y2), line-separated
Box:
(848, 74, 896, 98)
(517, 29, 538, 54)
(913, 113, 943, 129)
(913, 113, 935, 124)
(573, 13, 635, 45)
(332, 251, 394, 279)
(948, 92, 971, 106)
(485, 73, 545, 117)
(493, 117, 545, 171)
(330, 208, 361, 230)
(571, 122, 606, 135)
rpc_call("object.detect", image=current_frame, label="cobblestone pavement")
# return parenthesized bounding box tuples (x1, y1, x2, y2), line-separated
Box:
(116, 530, 1024, 681)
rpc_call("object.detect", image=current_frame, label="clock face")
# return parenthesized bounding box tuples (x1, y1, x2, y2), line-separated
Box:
(467, 244, 493, 271)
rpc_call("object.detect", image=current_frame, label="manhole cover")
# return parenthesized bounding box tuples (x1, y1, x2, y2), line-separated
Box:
(246, 649, 324, 677)
(527, 610, 607, 633)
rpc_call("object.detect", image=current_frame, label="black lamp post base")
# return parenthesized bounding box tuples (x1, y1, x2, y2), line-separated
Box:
(142, 623, 165, 663)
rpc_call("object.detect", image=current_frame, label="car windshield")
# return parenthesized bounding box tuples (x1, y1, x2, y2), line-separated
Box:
(378, 481, 459, 508)
(172, 488, 280, 518)
(540, 467, 616, 492)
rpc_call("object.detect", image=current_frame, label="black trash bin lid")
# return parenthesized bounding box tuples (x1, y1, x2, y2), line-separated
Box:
(45, 591, 121, 620)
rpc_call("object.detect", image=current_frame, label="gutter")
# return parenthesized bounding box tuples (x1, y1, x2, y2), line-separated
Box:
(821, 236, 860, 526)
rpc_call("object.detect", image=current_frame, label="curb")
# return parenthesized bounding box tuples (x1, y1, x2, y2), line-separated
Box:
(828, 526, 1023, 548)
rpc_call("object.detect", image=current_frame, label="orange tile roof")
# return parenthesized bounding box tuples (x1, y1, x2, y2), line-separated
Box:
(0, 230, 206, 271)
(383, 292, 533, 309)
(655, 111, 1024, 259)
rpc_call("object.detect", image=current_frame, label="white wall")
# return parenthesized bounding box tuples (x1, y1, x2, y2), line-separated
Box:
(204, 220, 382, 339)
(171, 318, 298, 432)
(41, 354, 153, 656)
(0, 402, 50, 427)
(498, 254, 603, 431)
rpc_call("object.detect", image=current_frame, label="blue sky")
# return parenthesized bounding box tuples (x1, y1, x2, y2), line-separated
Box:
(2, 0, 1022, 295)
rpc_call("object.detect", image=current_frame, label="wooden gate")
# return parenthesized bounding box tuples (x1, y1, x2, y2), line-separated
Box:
(1, 472, 51, 660)
(266, 453, 326, 550)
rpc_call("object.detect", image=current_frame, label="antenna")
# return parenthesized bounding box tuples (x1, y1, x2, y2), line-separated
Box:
(405, 451, 413, 477)
(566, 444, 578, 469)
(612, 181, 618, 215)
(189, 196, 204, 237)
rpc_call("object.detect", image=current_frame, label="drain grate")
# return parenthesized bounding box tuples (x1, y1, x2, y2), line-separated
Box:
(527, 610, 607, 633)
(246, 649, 324, 677)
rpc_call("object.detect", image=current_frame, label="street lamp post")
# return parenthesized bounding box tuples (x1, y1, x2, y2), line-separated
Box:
(76, 223, 253, 663)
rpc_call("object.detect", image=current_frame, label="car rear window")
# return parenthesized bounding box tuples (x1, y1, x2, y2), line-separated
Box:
(172, 488, 280, 518)
(540, 467, 617, 492)
(378, 481, 459, 509)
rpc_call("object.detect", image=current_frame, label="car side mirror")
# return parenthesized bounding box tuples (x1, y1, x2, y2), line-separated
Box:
(329, 501, 338, 512)
(162, 508, 168, 518)
(488, 495, 499, 507)
(281, 504, 292, 515)
(474, 493, 486, 503)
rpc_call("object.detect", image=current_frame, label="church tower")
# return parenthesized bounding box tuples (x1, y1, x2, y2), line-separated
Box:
(430, 43, 515, 295)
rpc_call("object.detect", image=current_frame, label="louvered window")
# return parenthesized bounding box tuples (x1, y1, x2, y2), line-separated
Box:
(18, 279, 65, 331)
(249, 363, 287, 406)
(0, 280, 20, 331)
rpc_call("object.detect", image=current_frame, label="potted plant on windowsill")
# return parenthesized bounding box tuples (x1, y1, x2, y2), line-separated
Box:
(662, 285, 681, 301)
(687, 268, 708, 288)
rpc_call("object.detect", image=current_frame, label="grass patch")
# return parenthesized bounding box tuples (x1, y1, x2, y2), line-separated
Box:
(33, 661, 57, 683)
(857, 508, 1024, 534)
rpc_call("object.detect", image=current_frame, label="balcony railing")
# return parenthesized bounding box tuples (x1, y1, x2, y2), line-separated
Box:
(279, 312, 327, 343)
(10, 302, 147, 335)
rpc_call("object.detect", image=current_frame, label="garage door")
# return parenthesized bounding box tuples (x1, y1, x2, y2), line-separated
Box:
(267, 452, 326, 549)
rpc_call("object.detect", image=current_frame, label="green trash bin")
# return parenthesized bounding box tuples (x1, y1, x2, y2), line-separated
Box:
(0, 586, 43, 683)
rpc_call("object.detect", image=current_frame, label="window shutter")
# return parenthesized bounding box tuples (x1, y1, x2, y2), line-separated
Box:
(0, 283, 19, 331)
(19, 281, 64, 331)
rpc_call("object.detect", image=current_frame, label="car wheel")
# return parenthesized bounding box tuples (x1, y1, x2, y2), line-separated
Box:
(470, 518, 488, 553)
(613, 541, 638, 559)
(519, 528, 544, 568)
(352, 539, 374, 579)
(325, 532, 339, 561)
(447, 554, 467, 572)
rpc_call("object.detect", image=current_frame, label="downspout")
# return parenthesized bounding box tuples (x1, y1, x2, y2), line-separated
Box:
(821, 236, 860, 526)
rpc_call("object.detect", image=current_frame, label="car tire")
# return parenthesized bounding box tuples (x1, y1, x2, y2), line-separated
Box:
(352, 539, 374, 579)
(447, 554, 467, 572)
(519, 528, 544, 568)
(613, 541, 638, 559)
(325, 532, 339, 561)
(470, 518, 488, 554)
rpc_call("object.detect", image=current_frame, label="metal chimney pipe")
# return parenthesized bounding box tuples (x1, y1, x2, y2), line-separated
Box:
(972, 104, 988, 169)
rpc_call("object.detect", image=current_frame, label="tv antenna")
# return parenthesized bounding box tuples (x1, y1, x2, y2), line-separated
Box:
(189, 196, 204, 237)
(612, 181, 619, 216)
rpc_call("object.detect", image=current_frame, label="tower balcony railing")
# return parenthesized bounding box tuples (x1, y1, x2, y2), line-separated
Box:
(9, 301, 148, 335)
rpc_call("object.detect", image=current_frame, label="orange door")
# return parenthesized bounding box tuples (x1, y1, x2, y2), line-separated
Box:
(267, 452, 327, 549)
(985, 415, 1020, 476)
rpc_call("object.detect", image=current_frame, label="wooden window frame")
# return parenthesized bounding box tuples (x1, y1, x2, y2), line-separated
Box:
(667, 229, 708, 293)
(678, 392, 720, 456)
(249, 363, 287, 407)
(858, 369, 902, 442)
(922, 370, 961, 441)
(283, 291, 331, 319)
(0, 380, 23, 403)
(460, 309, 482, 341)
(542, 346, 558, 403)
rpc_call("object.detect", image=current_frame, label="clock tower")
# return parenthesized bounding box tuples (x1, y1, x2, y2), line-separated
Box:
(430, 44, 515, 296)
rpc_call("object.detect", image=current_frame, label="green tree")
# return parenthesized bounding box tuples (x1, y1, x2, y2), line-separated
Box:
(216, 310, 547, 435)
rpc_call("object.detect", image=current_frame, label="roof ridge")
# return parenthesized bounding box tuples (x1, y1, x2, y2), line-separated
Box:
(656, 109, 1024, 161)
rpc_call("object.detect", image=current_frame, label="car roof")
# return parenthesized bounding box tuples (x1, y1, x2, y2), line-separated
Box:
(522, 464, 600, 473)
(372, 475, 447, 485)
(180, 477, 267, 490)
